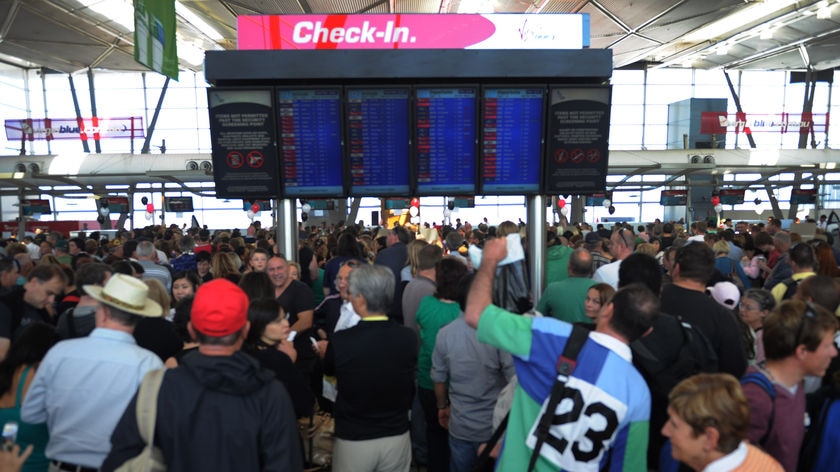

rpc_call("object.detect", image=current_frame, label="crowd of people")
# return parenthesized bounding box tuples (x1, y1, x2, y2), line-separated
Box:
(0, 214, 836, 471)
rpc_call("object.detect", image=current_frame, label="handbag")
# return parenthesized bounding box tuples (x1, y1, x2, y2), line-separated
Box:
(115, 369, 167, 472)
(299, 410, 334, 470)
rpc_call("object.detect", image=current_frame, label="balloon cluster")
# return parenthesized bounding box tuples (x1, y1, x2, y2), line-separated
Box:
(247, 202, 262, 221)
(141, 196, 154, 220)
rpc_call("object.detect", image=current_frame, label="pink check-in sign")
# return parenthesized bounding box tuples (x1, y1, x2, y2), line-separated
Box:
(238, 14, 589, 50)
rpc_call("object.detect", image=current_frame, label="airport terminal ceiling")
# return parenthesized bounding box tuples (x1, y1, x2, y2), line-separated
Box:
(1, 0, 839, 74)
(0, 0, 839, 198)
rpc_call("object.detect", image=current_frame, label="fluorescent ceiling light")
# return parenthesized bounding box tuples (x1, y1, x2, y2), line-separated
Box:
(683, 0, 797, 42)
(817, 1, 832, 19)
(457, 0, 495, 13)
(175, 1, 223, 41)
(78, 0, 135, 32)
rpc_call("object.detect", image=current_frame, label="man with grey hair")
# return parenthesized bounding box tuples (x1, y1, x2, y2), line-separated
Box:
(170, 235, 197, 273)
(536, 248, 597, 323)
(319, 264, 418, 472)
(135, 240, 172, 290)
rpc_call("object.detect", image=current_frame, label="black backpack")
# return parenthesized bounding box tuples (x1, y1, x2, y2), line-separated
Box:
(632, 316, 719, 400)
(779, 277, 800, 300)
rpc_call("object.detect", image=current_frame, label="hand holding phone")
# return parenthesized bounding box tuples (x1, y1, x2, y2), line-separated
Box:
(287, 331, 297, 342)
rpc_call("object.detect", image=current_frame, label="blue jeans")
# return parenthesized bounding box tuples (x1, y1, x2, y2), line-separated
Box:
(449, 435, 481, 472)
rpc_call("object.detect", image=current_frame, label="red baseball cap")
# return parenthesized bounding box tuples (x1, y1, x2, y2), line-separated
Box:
(191, 279, 249, 337)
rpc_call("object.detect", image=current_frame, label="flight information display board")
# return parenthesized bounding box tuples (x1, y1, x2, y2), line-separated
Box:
(346, 87, 411, 196)
(480, 86, 544, 195)
(415, 87, 477, 195)
(277, 88, 344, 197)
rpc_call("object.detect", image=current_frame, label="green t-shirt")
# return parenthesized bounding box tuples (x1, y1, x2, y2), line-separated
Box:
(535, 277, 597, 323)
(415, 295, 461, 390)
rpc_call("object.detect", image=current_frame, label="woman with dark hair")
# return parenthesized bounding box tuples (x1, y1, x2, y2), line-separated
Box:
(322, 232, 365, 297)
(415, 257, 469, 472)
(238, 271, 275, 301)
(170, 270, 201, 306)
(243, 298, 314, 418)
(584, 282, 616, 323)
(0, 323, 61, 472)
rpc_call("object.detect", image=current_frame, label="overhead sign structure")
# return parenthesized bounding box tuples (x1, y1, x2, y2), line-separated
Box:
(134, 0, 178, 80)
(208, 89, 280, 199)
(237, 14, 589, 50)
(4, 117, 144, 141)
(544, 86, 611, 195)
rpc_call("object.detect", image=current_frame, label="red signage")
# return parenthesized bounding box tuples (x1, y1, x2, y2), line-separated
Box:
(700, 112, 828, 134)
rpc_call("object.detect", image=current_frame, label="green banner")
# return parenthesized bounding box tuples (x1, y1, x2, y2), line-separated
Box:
(134, 0, 178, 80)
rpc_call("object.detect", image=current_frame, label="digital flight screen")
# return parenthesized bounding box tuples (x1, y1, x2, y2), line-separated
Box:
(277, 88, 344, 197)
(414, 87, 477, 195)
(346, 87, 411, 196)
(481, 87, 544, 194)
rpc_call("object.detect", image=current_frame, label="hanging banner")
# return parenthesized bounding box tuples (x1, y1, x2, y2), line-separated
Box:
(4, 117, 144, 141)
(544, 86, 611, 194)
(134, 0, 179, 80)
(238, 14, 589, 50)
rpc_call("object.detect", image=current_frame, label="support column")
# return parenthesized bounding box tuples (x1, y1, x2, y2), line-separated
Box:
(527, 195, 546, 303)
(277, 199, 298, 261)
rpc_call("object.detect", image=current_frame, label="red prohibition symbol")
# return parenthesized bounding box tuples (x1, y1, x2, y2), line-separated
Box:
(226, 151, 244, 169)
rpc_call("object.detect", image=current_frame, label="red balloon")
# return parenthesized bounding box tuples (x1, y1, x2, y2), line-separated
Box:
(711, 196, 720, 206)
(410, 197, 420, 208)
(251, 203, 260, 213)
(146, 203, 154, 213)
(558, 199, 566, 209)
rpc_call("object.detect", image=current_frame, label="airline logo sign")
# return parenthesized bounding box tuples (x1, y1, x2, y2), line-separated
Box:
(700, 111, 827, 135)
(4, 117, 145, 141)
(237, 14, 589, 50)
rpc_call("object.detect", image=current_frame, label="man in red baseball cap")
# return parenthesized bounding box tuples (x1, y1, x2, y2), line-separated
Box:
(104, 279, 303, 470)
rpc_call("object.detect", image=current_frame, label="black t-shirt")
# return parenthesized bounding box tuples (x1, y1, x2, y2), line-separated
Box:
(298, 246, 315, 287)
(276, 280, 316, 326)
(134, 317, 183, 362)
(0, 287, 50, 339)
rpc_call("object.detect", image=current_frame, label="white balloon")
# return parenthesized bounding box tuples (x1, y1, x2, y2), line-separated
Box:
(301, 203, 312, 213)
(99, 206, 110, 217)
(560, 206, 569, 216)
(714, 204, 723, 213)
(602, 199, 611, 208)
(409, 206, 419, 217)
(246, 209, 255, 218)
(443, 208, 451, 217)
(145, 211, 153, 221)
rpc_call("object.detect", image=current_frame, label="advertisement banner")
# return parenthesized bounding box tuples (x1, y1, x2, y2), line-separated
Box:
(238, 14, 588, 50)
(700, 111, 828, 134)
(4, 117, 144, 141)
(134, 0, 179, 80)
(544, 86, 611, 194)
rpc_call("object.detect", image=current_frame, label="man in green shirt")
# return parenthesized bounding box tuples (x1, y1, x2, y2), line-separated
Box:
(536, 248, 596, 323)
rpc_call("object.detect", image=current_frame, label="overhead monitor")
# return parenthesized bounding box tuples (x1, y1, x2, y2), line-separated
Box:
(480, 86, 544, 195)
(105, 196, 130, 214)
(585, 193, 609, 206)
(21, 199, 51, 216)
(660, 190, 687, 206)
(346, 86, 412, 196)
(277, 87, 345, 198)
(414, 86, 478, 196)
(719, 189, 745, 205)
(790, 188, 817, 204)
(164, 196, 194, 213)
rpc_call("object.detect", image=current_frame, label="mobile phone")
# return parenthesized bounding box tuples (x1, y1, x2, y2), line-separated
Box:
(287, 331, 297, 342)
(310, 336, 319, 350)
(2, 421, 18, 448)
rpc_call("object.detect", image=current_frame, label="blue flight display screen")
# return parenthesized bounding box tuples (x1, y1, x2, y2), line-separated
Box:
(346, 87, 411, 196)
(277, 88, 344, 197)
(415, 87, 477, 195)
(481, 87, 544, 194)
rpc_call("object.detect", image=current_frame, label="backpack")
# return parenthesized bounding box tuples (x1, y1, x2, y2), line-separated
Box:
(632, 316, 719, 401)
(799, 385, 840, 471)
(115, 369, 167, 472)
(779, 277, 800, 301)
(741, 371, 776, 447)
